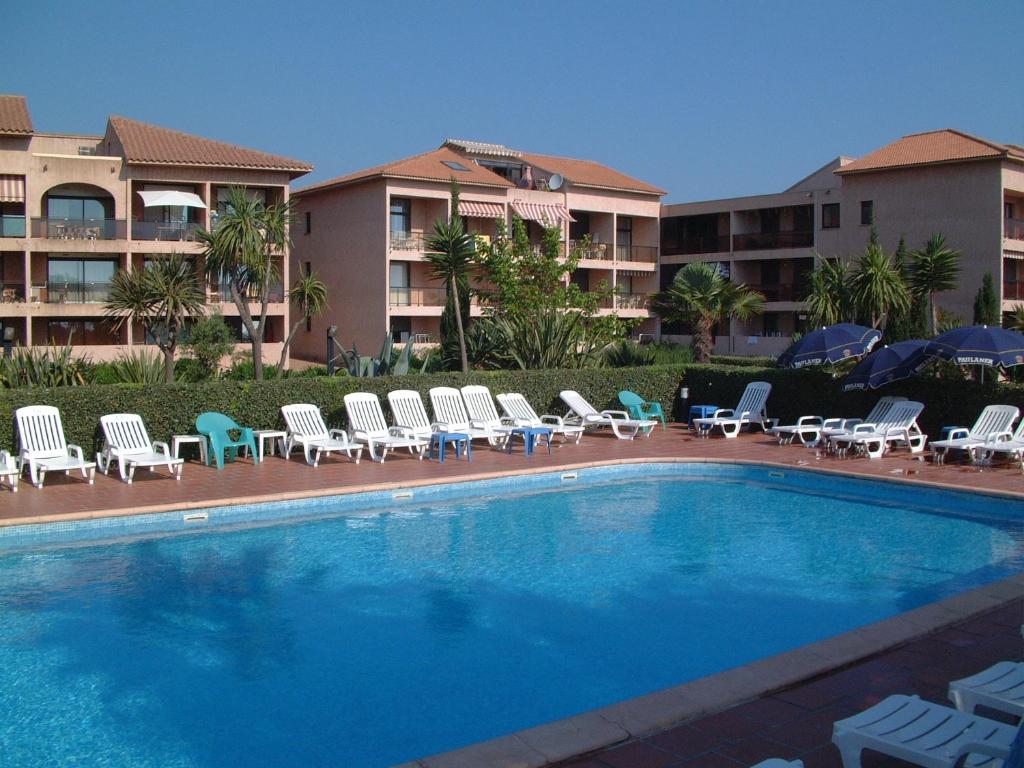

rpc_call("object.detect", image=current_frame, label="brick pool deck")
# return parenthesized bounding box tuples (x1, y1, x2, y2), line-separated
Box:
(1, 425, 1022, 767)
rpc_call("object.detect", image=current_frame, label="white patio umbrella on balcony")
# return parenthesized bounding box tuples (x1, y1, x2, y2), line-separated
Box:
(137, 191, 207, 209)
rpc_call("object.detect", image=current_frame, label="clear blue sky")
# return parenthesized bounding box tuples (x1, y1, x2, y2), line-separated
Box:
(5, 0, 1022, 202)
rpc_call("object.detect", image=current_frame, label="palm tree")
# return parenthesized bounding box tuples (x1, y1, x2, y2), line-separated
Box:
(277, 270, 328, 370)
(851, 242, 909, 329)
(425, 183, 475, 373)
(196, 187, 293, 380)
(805, 256, 854, 327)
(104, 254, 206, 382)
(651, 262, 765, 363)
(909, 233, 961, 335)
(1006, 305, 1024, 332)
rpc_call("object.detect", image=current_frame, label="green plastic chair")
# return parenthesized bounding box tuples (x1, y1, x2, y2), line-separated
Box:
(196, 412, 257, 469)
(617, 390, 666, 430)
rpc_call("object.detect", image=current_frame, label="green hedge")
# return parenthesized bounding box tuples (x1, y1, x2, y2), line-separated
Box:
(4, 363, 1023, 454)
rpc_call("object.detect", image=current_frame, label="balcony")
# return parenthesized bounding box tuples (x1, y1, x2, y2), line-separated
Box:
(389, 232, 440, 253)
(1, 215, 26, 238)
(1003, 281, 1024, 301)
(615, 245, 658, 263)
(32, 218, 126, 240)
(615, 292, 649, 310)
(1006, 218, 1024, 240)
(570, 240, 611, 260)
(0, 283, 25, 302)
(389, 286, 446, 306)
(662, 235, 731, 256)
(732, 231, 813, 251)
(132, 221, 203, 242)
(747, 283, 803, 302)
(45, 281, 113, 304)
(209, 284, 285, 303)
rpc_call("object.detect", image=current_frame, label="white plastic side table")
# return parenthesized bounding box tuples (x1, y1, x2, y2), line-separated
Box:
(253, 430, 288, 463)
(172, 434, 208, 465)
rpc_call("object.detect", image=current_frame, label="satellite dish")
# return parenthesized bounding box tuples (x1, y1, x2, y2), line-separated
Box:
(547, 173, 564, 190)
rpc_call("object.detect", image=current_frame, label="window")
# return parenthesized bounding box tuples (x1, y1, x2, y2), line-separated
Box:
(305, 211, 311, 234)
(860, 200, 873, 226)
(391, 318, 411, 343)
(389, 262, 410, 305)
(47, 259, 119, 303)
(821, 203, 840, 229)
(46, 319, 118, 345)
(441, 160, 471, 172)
(47, 196, 112, 222)
(616, 216, 633, 246)
(390, 197, 411, 236)
(215, 187, 266, 215)
(1006, 202, 1016, 220)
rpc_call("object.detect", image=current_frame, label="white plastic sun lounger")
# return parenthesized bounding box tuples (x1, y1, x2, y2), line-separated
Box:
(496, 392, 584, 444)
(930, 405, 1019, 465)
(387, 390, 439, 441)
(829, 400, 926, 459)
(98, 413, 184, 483)
(16, 405, 96, 488)
(281, 403, 363, 466)
(559, 390, 656, 440)
(978, 420, 1024, 468)
(344, 392, 427, 462)
(769, 396, 907, 447)
(949, 661, 1024, 719)
(0, 450, 18, 492)
(693, 381, 773, 439)
(818, 396, 908, 450)
(831, 694, 1016, 768)
(428, 386, 510, 446)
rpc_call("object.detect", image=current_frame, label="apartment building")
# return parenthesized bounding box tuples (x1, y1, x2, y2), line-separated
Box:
(290, 140, 664, 360)
(660, 129, 1024, 356)
(0, 95, 311, 362)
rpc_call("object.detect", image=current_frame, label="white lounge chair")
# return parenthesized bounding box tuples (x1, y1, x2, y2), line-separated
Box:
(949, 661, 1024, 719)
(387, 390, 438, 441)
(978, 420, 1024, 469)
(832, 694, 1016, 768)
(769, 395, 906, 447)
(693, 381, 773, 439)
(930, 405, 1020, 465)
(0, 450, 18, 492)
(281, 403, 363, 466)
(558, 390, 656, 440)
(98, 413, 184, 483)
(830, 400, 926, 459)
(429, 386, 510, 446)
(16, 405, 96, 488)
(496, 392, 584, 444)
(344, 392, 427, 462)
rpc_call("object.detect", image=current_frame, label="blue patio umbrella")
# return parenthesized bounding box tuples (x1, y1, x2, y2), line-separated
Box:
(841, 339, 932, 392)
(776, 323, 882, 369)
(924, 325, 1024, 382)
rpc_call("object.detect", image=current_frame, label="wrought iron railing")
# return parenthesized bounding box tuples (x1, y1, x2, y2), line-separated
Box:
(32, 218, 126, 240)
(132, 220, 203, 241)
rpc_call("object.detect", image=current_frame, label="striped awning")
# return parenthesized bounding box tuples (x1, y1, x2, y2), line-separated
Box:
(458, 200, 504, 219)
(0, 175, 25, 203)
(510, 201, 575, 224)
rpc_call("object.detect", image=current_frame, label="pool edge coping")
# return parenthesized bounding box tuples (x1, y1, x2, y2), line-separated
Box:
(3, 455, 1023, 528)
(396, 574, 1024, 768)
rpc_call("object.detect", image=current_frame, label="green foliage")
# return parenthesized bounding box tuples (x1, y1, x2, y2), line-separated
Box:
(110, 349, 168, 384)
(605, 340, 656, 367)
(483, 310, 607, 370)
(651, 261, 765, 363)
(649, 343, 696, 366)
(851, 240, 909, 329)
(0, 343, 89, 388)
(1007, 305, 1024, 332)
(184, 313, 235, 379)
(279, 270, 328, 370)
(334, 335, 416, 377)
(936, 307, 965, 335)
(425, 181, 475, 372)
(884, 236, 916, 343)
(909, 233, 962, 335)
(973, 272, 1000, 326)
(805, 256, 854, 327)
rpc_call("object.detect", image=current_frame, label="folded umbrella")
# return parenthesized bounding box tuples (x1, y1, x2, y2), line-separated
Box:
(841, 339, 932, 392)
(777, 323, 881, 369)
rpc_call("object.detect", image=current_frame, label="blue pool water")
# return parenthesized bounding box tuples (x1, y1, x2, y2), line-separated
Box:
(0, 464, 1022, 767)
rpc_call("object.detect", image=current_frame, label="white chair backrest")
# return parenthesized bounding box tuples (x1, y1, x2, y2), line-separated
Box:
(559, 390, 598, 418)
(461, 385, 501, 423)
(16, 405, 68, 457)
(877, 400, 924, 431)
(281, 404, 329, 439)
(969, 405, 1019, 439)
(344, 393, 389, 436)
(864, 396, 907, 424)
(734, 381, 771, 418)
(429, 387, 471, 429)
(497, 393, 539, 423)
(100, 413, 153, 452)
(387, 390, 431, 432)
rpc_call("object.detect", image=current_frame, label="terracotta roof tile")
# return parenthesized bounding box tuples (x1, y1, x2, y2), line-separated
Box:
(108, 116, 312, 176)
(296, 147, 513, 195)
(836, 129, 1024, 174)
(0, 95, 33, 135)
(520, 152, 665, 195)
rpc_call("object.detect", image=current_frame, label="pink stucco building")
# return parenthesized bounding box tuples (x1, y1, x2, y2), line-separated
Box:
(290, 140, 664, 360)
(0, 95, 311, 363)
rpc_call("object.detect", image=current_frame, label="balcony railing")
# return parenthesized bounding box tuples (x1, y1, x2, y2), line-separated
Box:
(569, 240, 610, 260)
(1, 215, 26, 238)
(615, 244, 658, 263)
(0, 282, 25, 302)
(209, 284, 285, 303)
(1006, 218, 1024, 240)
(615, 292, 649, 310)
(32, 218, 126, 240)
(389, 232, 440, 253)
(132, 220, 203, 241)
(1004, 281, 1024, 301)
(661, 235, 731, 256)
(389, 286, 446, 306)
(732, 231, 813, 251)
(747, 283, 803, 302)
(45, 281, 113, 303)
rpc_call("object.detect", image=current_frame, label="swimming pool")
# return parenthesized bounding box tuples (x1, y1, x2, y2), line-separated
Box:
(0, 463, 1021, 767)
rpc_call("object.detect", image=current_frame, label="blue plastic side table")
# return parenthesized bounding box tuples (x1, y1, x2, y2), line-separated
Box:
(506, 427, 553, 456)
(429, 432, 471, 463)
(689, 404, 718, 427)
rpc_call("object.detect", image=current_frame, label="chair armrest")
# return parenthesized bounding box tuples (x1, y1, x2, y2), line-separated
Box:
(945, 427, 969, 441)
(500, 416, 519, 426)
(67, 444, 85, 461)
(240, 427, 255, 441)
(328, 429, 350, 442)
(469, 418, 491, 429)
(843, 418, 864, 430)
(797, 416, 824, 427)
(431, 421, 451, 433)
(153, 441, 171, 456)
(851, 423, 877, 435)
(389, 426, 415, 439)
(949, 738, 1010, 762)
(601, 409, 630, 420)
(822, 417, 846, 430)
(987, 429, 1014, 443)
(712, 408, 736, 419)
(540, 415, 565, 427)
(352, 429, 372, 443)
